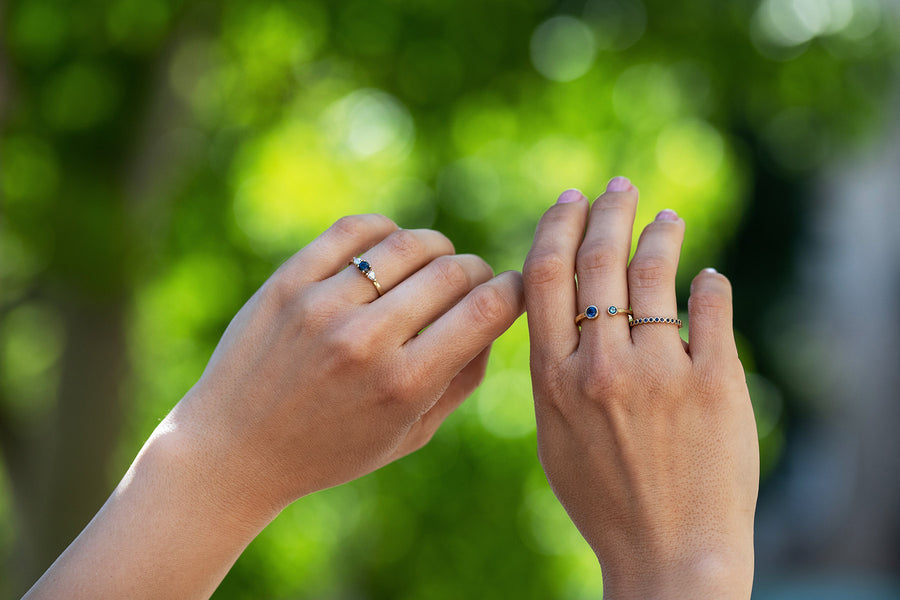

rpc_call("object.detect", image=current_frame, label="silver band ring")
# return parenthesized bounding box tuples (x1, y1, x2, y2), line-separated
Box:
(349, 257, 383, 296)
(575, 305, 633, 326)
(630, 316, 683, 329)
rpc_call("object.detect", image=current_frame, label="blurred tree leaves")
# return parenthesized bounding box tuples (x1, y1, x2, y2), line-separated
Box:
(1, 0, 897, 597)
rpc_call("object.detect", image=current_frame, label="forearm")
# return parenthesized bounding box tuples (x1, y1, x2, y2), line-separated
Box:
(23, 422, 275, 600)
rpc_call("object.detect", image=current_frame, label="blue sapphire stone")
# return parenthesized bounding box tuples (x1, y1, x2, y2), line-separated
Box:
(585, 305, 599, 319)
(607, 306, 617, 315)
(358, 260, 370, 272)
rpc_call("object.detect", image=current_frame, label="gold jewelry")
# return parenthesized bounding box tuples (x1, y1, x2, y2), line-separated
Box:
(630, 316, 683, 329)
(349, 257, 383, 296)
(575, 305, 633, 326)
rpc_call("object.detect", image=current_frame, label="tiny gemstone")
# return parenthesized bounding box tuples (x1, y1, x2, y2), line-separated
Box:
(607, 306, 617, 315)
(655, 317, 660, 322)
(585, 305, 599, 319)
(367, 271, 376, 280)
(358, 260, 370, 272)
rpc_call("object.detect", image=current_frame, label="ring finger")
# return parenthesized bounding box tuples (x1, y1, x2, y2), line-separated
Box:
(627, 209, 685, 348)
(326, 228, 456, 303)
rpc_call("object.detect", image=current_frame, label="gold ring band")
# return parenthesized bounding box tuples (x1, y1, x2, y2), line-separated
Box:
(630, 316, 682, 329)
(349, 257, 383, 296)
(575, 305, 633, 326)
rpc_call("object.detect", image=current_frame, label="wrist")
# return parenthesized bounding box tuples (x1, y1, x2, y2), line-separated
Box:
(598, 545, 754, 600)
(138, 413, 282, 538)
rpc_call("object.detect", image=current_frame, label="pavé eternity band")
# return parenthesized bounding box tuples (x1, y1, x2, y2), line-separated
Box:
(349, 257, 383, 296)
(630, 316, 683, 329)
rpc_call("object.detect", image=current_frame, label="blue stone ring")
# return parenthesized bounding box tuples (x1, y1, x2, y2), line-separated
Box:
(575, 305, 632, 326)
(349, 257, 384, 296)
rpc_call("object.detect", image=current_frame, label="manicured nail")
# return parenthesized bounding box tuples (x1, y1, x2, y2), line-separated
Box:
(703, 267, 718, 274)
(655, 209, 679, 221)
(606, 176, 633, 192)
(557, 188, 585, 204)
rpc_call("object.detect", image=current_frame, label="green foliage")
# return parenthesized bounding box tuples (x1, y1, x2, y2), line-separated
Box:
(1, 0, 897, 597)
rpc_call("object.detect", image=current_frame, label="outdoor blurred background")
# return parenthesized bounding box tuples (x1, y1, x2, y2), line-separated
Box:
(1, 0, 899, 598)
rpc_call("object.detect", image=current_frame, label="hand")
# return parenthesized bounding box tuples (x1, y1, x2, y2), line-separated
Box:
(523, 182, 759, 599)
(171, 213, 525, 517)
(25, 214, 524, 600)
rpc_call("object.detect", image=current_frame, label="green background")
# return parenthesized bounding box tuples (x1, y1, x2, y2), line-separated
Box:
(1, 0, 898, 598)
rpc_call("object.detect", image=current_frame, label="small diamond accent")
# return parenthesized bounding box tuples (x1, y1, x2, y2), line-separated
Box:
(367, 271, 376, 280)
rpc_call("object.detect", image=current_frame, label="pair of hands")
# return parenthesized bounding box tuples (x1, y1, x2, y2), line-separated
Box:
(26, 179, 758, 600)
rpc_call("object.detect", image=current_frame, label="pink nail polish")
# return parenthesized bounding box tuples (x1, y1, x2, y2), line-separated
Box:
(655, 209, 679, 221)
(606, 176, 633, 192)
(557, 188, 585, 204)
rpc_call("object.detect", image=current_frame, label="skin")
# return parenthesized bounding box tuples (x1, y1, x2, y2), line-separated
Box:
(24, 214, 525, 599)
(24, 179, 760, 598)
(523, 179, 759, 599)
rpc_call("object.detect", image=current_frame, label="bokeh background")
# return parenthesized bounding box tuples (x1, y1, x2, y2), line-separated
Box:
(2, 0, 899, 598)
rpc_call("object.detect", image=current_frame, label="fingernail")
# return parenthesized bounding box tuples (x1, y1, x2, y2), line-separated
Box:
(703, 267, 718, 274)
(655, 209, 679, 221)
(606, 176, 633, 192)
(556, 188, 585, 204)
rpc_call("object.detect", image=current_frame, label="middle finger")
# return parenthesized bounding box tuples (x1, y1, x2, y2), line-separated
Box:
(575, 177, 638, 349)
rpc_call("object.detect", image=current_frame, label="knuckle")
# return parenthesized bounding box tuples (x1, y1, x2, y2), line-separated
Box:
(523, 252, 569, 288)
(580, 363, 629, 403)
(385, 229, 422, 260)
(262, 271, 299, 309)
(594, 191, 637, 212)
(693, 369, 731, 400)
(292, 290, 337, 331)
(330, 214, 368, 239)
(468, 284, 509, 325)
(629, 255, 670, 288)
(326, 322, 376, 365)
(431, 256, 472, 291)
(576, 242, 622, 276)
(689, 288, 730, 315)
(387, 369, 416, 401)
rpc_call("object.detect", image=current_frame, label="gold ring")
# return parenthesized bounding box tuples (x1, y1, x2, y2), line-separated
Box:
(349, 257, 383, 296)
(575, 305, 633, 326)
(630, 316, 682, 329)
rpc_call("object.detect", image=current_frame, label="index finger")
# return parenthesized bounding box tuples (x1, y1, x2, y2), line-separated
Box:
(522, 189, 589, 363)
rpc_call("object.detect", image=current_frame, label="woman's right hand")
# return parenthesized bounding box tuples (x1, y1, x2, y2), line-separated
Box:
(523, 182, 759, 599)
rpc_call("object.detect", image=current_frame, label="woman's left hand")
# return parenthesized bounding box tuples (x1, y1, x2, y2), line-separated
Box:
(24, 214, 524, 600)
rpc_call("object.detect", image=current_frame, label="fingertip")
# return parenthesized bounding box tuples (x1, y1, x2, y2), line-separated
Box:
(690, 267, 732, 296)
(654, 208, 680, 222)
(687, 267, 736, 360)
(497, 269, 526, 315)
(432, 228, 456, 255)
(557, 188, 587, 204)
(458, 253, 495, 279)
(606, 176, 635, 193)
